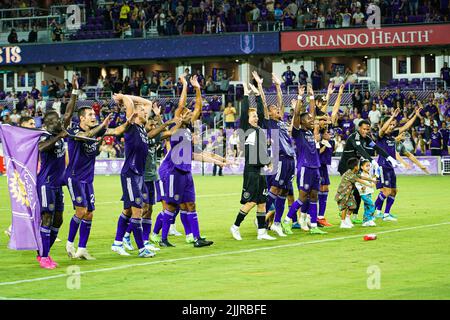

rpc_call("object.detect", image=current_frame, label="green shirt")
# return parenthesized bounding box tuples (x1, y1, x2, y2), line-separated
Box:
(144, 133, 161, 182)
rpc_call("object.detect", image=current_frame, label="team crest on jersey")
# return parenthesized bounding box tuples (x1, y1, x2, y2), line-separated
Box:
(174, 194, 180, 201)
(304, 184, 310, 190)
(384, 181, 389, 186)
(279, 180, 284, 185)
(243, 191, 250, 199)
(136, 198, 141, 204)
(49, 204, 55, 211)
(143, 193, 148, 200)
(76, 196, 83, 204)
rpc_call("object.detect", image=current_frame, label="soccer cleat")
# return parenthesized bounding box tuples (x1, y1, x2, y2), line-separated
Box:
(230, 225, 242, 241)
(340, 221, 353, 229)
(351, 218, 363, 224)
(4, 225, 11, 238)
(144, 241, 160, 251)
(36, 255, 41, 262)
(388, 213, 398, 218)
(345, 217, 354, 227)
(383, 214, 397, 222)
(185, 234, 195, 243)
(169, 224, 182, 236)
(111, 244, 130, 256)
(310, 227, 327, 235)
(374, 210, 384, 219)
(159, 239, 176, 247)
(55, 238, 62, 242)
(66, 241, 77, 259)
(75, 248, 96, 260)
(39, 257, 56, 270)
(194, 238, 214, 247)
(270, 223, 287, 237)
(281, 222, 294, 235)
(48, 256, 59, 267)
(150, 233, 161, 245)
(253, 218, 258, 229)
(317, 218, 333, 227)
(257, 229, 276, 240)
(138, 248, 155, 258)
(122, 235, 134, 251)
(300, 219, 310, 231)
(292, 222, 301, 229)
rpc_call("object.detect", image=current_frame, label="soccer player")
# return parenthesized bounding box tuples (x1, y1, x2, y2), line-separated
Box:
(158, 74, 214, 248)
(374, 107, 422, 221)
(252, 72, 296, 237)
(36, 75, 77, 269)
(65, 101, 138, 260)
(110, 94, 157, 257)
(285, 84, 327, 235)
(230, 80, 274, 241)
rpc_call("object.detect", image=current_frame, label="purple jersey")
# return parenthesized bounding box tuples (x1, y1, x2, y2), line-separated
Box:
(416, 125, 426, 135)
(292, 127, 320, 168)
(121, 124, 149, 176)
(319, 139, 334, 165)
(266, 119, 295, 158)
(341, 120, 354, 133)
(160, 125, 193, 173)
(37, 133, 66, 187)
(209, 98, 222, 112)
(439, 128, 449, 146)
(66, 124, 106, 183)
(430, 132, 442, 149)
(377, 129, 399, 169)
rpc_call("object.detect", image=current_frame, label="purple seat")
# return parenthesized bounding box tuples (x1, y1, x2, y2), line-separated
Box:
(388, 79, 398, 88)
(235, 84, 244, 100)
(399, 78, 409, 87)
(408, 16, 416, 23)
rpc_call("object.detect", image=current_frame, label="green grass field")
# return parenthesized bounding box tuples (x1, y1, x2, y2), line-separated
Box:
(0, 174, 449, 300)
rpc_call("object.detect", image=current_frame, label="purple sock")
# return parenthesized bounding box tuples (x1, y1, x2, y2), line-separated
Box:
(266, 191, 277, 213)
(49, 227, 59, 248)
(384, 196, 396, 214)
(287, 205, 297, 222)
(274, 195, 286, 223)
(309, 201, 318, 225)
(78, 219, 92, 248)
(171, 207, 180, 224)
(130, 218, 145, 250)
(287, 199, 302, 220)
(187, 211, 201, 239)
(153, 212, 164, 235)
(301, 199, 310, 214)
(142, 218, 152, 242)
(162, 209, 174, 241)
(318, 192, 328, 217)
(67, 215, 81, 243)
(180, 210, 192, 235)
(40, 226, 51, 258)
(125, 221, 133, 234)
(114, 213, 130, 242)
(375, 192, 387, 211)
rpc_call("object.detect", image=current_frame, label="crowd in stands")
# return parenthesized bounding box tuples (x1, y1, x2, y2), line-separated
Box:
(3, 0, 450, 43)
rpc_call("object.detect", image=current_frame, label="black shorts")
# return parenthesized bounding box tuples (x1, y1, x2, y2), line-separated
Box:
(240, 168, 268, 205)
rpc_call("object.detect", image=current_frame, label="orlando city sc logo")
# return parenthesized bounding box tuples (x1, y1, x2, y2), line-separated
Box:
(9, 170, 31, 207)
(240, 34, 255, 54)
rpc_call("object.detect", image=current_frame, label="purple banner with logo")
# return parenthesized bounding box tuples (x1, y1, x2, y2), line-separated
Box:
(0, 124, 43, 252)
(93, 156, 440, 176)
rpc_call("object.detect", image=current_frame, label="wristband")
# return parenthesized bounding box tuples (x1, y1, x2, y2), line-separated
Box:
(297, 95, 303, 100)
(309, 95, 315, 100)
(72, 89, 79, 95)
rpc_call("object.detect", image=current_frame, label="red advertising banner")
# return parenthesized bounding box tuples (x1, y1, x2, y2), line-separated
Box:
(281, 24, 450, 52)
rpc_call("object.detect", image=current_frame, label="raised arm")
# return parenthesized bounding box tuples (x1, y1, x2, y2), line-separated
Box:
(124, 95, 152, 116)
(77, 113, 113, 138)
(113, 93, 135, 119)
(379, 107, 400, 138)
(272, 73, 283, 110)
(398, 107, 422, 134)
(239, 83, 250, 130)
(62, 74, 79, 128)
(39, 130, 68, 153)
(331, 84, 345, 126)
(190, 75, 202, 123)
(251, 71, 269, 121)
(160, 116, 183, 140)
(175, 73, 188, 118)
(293, 85, 305, 129)
(307, 83, 316, 119)
(105, 113, 137, 136)
(322, 82, 335, 113)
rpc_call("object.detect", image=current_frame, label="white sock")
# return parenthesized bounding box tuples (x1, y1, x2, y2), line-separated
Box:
(284, 217, 292, 223)
(113, 240, 122, 246)
(318, 216, 324, 219)
(310, 223, 317, 228)
(124, 232, 130, 238)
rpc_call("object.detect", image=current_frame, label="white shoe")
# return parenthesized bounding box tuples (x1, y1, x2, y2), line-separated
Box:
(66, 241, 77, 258)
(383, 214, 397, 221)
(257, 229, 276, 240)
(300, 216, 310, 231)
(340, 221, 353, 229)
(230, 225, 242, 241)
(55, 238, 62, 242)
(144, 241, 161, 251)
(111, 244, 130, 256)
(122, 235, 134, 251)
(4, 225, 11, 238)
(345, 217, 354, 227)
(368, 220, 377, 227)
(362, 221, 371, 227)
(169, 224, 182, 236)
(75, 247, 96, 260)
(270, 223, 287, 237)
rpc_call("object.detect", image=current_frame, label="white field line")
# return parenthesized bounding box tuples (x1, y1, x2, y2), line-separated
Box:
(0, 192, 241, 212)
(0, 221, 449, 287)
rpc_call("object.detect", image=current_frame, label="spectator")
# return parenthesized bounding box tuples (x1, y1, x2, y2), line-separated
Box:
(282, 66, 296, 86)
(332, 71, 345, 86)
(223, 102, 237, 128)
(341, 8, 352, 27)
(296, 8, 306, 29)
(8, 29, 18, 44)
(441, 62, 450, 88)
(10, 109, 20, 125)
(298, 65, 308, 86)
(78, 89, 87, 101)
(352, 88, 363, 114)
(216, 16, 226, 33)
(219, 70, 234, 94)
(352, 7, 365, 26)
(149, 76, 159, 97)
(120, 1, 131, 25)
(368, 103, 382, 128)
(28, 25, 37, 43)
(52, 24, 64, 42)
(311, 66, 323, 91)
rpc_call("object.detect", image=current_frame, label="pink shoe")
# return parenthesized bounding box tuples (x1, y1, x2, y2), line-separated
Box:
(48, 256, 58, 267)
(36, 256, 41, 262)
(39, 257, 56, 270)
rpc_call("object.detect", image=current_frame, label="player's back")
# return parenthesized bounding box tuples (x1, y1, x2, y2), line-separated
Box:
(122, 124, 149, 176)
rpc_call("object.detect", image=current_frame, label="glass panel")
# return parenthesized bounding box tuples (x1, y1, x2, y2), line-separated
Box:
(411, 55, 421, 74)
(425, 54, 435, 73)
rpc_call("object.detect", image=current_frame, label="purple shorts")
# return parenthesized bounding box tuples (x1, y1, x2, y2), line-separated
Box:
(319, 164, 330, 186)
(376, 166, 397, 189)
(143, 180, 163, 205)
(270, 156, 296, 190)
(120, 171, 145, 209)
(296, 166, 320, 192)
(66, 178, 95, 211)
(161, 169, 196, 205)
(37, 184, 65, 214)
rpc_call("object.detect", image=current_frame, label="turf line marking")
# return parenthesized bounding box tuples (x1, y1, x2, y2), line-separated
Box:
(0, 221, 449, 287)
(0, 193, 241, 212)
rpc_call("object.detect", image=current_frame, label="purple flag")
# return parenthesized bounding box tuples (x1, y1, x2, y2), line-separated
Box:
(0, 124, 44, 253)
